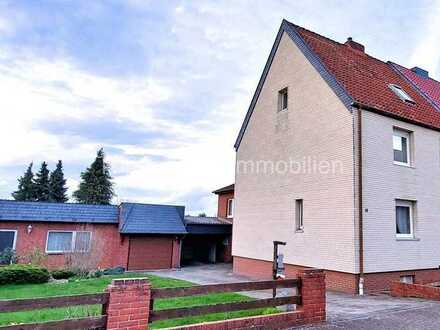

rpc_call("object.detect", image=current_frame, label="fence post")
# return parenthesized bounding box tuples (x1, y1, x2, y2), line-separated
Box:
(105, 278, 151, 330)
(299, 269, 326, 323)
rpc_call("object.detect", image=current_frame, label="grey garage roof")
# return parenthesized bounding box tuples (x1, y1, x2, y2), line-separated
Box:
(0, 199, 119, 223)
(184, 216, 232, 225)
(119, 203, 187, 235)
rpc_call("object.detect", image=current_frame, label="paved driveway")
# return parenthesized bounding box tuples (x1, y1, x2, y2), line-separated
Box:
(147, 264, 440, 329)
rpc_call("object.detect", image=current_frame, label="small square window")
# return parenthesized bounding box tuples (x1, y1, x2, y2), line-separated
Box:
(295, 199, 303, 231)
(389, 84, 415, 104)
(400, 275, 415, 284)
(278, 88, 288, 112)
(393, 128, 411, 166)
(396, 200, 415, 239)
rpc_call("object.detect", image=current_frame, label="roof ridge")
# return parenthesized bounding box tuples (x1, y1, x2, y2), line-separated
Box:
(120, 201, 185, 208)
(286, 20, 392, 68)
(0, 199, 117, 207)
(391, 62, 440, 84)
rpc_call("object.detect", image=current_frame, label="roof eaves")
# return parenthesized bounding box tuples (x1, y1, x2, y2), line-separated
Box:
(388, 62, 440, 113)
(352, 101, 440, 133)
(234, 20, 354, 150)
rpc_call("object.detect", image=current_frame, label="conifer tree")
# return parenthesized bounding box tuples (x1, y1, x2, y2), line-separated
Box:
(34, 162, 50, 202)
(12, 163, 36, 201)
(49, 160, 68, 203)
(73, 149, 114, 204)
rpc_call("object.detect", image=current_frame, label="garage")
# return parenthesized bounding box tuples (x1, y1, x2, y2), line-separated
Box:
(119, 203, 187, 270)
(128, 236, 174, 270)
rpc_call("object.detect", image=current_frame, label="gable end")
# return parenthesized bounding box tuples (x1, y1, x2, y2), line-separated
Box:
(234, 19, 353, 150)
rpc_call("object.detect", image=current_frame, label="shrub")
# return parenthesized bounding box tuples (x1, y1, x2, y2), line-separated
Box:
(0, 264, 50, 285)
(20, 248, 47, 266)
(103, 266, 125, 275)
(51, 269, 76, 280)
(0, 248, 18, 265)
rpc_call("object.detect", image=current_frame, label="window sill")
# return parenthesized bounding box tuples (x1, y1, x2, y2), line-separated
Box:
(393, 162, 414, 169)
(396, 237, 420, 241)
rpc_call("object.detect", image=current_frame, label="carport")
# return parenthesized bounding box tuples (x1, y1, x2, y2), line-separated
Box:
(181, 216, 232, 265)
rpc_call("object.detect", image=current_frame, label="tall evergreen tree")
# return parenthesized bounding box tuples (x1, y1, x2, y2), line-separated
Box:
(34, 162, 50, 202)
(12, 163, 36, 201)
(73, 149, 114, 205)
(49, 160, 68, 203)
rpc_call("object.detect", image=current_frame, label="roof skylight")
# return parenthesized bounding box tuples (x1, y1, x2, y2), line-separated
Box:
(389, 84, 415, 104)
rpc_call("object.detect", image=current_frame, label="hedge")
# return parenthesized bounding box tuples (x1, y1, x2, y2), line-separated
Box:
(0, 264, 50, 285)
(51, 269, 76, 280)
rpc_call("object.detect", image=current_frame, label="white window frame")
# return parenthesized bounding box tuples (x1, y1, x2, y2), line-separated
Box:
(393, 128, 411, 167)
(0, 229, 18, 250)
(45, 230, 92, 254)
(278, 87, 288, 112)
(295, 199, 304, 231)
(226, 199, 234, 218)
(389, 84, 415, 104)
(400, 275, 415, 284)
(395, 200, 414, 239)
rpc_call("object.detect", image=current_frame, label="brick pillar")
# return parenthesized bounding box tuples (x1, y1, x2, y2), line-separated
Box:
(299, 269, 326, 323)
(105, 278, 151, 330)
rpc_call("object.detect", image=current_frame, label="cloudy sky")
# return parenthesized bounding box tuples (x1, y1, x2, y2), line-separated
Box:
(0, 0, 439, 215)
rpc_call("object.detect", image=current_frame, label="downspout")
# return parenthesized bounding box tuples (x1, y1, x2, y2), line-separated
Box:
(355, 106, 364, 295)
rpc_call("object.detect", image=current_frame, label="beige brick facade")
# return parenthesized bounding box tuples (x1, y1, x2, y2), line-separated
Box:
(233, 32, 358, 274)
(362, 110, 440, 273)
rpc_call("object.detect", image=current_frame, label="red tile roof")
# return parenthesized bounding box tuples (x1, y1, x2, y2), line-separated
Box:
(291, 23, 440, 130)
(392, 63, 440, 109)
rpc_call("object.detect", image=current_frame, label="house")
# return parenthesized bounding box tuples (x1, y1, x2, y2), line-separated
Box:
(0, 200, 186, 270)
(213, 184, 235, 220)
(232, 19, 440, 294)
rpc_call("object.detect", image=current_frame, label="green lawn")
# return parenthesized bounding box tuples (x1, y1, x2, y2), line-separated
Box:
(0, 273, 278, 329)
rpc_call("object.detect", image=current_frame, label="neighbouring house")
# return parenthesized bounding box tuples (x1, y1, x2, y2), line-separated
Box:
(213, 184, 235, 220)
(232, 19, 440, 294)
(180, 184, 234, 265)
(0, 186, 234, 270)
(0, 200, 186, 270)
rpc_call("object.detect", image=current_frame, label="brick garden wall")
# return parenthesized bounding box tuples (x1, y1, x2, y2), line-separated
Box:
(391, 281, 440, 301)
(364, 269, 440, 293)
(104, 269, 326, 330)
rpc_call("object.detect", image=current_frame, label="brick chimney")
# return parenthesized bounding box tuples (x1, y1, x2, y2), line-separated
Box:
(345, 37, 365, 53)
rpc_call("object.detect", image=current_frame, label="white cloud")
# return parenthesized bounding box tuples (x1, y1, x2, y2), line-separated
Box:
(409, 0, 440, 77)
(0, 1, 436, 215)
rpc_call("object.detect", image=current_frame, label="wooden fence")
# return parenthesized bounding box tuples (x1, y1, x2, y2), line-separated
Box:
(0, 270, 326, 330)
(149, 279, 301, 323)
(0, 293, 108, 330)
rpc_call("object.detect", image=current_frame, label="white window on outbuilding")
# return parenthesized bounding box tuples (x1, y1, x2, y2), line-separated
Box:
(46, 231, 91, 253)
(400, 275, 415, 284)
(227, 199, 234, 218)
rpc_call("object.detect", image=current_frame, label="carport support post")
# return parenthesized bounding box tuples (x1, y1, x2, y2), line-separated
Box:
(105, 278, 151, 330)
